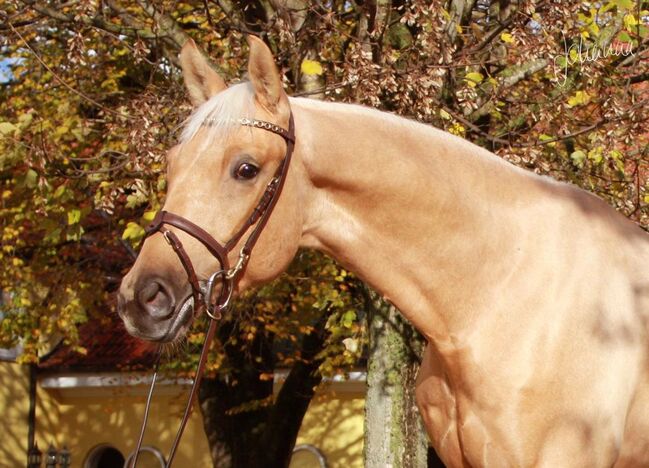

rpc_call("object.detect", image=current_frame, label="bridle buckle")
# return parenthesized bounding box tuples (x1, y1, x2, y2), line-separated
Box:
(226, 251, 250, 280)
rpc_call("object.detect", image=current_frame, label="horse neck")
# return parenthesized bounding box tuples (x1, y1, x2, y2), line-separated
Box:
(291, 98, 534, 340)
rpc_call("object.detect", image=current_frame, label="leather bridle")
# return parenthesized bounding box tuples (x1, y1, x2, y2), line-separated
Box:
(128, 113, 295, 468)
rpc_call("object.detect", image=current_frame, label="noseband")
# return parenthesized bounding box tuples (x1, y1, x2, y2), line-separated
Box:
(129, 114, 295, 468)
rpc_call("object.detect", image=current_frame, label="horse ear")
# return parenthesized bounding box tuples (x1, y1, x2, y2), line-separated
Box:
(179, 39, 227, 107)
(247, 35, 288, 115)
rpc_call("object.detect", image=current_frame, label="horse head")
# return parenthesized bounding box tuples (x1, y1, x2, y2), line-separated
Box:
(118, 37, 304, 342)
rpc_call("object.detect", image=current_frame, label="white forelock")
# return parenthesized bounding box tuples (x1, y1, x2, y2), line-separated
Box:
(180, 82, 256, 146)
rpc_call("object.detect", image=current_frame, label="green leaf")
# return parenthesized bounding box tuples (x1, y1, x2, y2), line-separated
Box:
(588, 147, 603, 164)
(126, 192, 147, 209)
(342, 311, 356, 328)
(301, 59, 324, 76)
(639, 25, 649, 39)
(618, 31, 632, 43)
(611, 152, 625, 172)
(25, 169, 38, 188)
(53, 185, 66, 199)
(571, 150, 586, 167)
(613, 0, 634, 9)
(600, 2, 616, 13)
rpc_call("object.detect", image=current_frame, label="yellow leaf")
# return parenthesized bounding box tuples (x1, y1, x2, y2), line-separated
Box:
(142, 210, 157, 222)
(0, 122, 17, 135)
(449, 122, 466, 136)
(567, 90, 591, 107)
(464, 72, 484, 87)
(588, 21, 600, 36)
(301, 59, 324, 76)
(624, 14, 638, 29)
(501, 32, 514, 44)
(55, 125, 70, 137)
(67, 209, 81, 225)
(122, 222, 145, 241)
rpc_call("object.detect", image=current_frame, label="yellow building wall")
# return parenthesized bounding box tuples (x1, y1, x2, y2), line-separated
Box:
(293, 391, 365, 468)
(35, 387, 212, 468)
(1, 362, 364, 468)
(1, 362, 30, 468)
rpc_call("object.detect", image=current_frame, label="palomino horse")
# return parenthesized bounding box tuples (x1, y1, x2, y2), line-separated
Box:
(118, 36, 649, 467)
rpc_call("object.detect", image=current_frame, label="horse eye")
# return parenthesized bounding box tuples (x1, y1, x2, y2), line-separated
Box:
(234, 162, 259, 180)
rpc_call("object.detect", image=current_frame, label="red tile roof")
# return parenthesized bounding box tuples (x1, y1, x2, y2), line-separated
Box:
(39, 313, 158, 373)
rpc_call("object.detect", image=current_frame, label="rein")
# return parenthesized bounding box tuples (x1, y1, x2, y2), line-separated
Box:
(128, 114, 295, 468)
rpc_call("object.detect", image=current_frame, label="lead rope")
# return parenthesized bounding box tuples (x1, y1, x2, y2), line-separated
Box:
(129, 352, 161, 468)
(165, 318, 218, 466)
(127, 316, 218, 468)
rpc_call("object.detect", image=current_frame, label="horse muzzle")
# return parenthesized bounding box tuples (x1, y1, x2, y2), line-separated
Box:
(117, 274, 195, 342)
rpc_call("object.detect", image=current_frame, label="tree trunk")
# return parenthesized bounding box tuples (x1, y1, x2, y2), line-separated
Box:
(364, 289, 429, 468)
(198, 312, 330, 467)
(198, 321, 275, 467)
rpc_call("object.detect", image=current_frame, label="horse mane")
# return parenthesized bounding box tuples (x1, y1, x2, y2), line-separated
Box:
(180, 82, 256, 146)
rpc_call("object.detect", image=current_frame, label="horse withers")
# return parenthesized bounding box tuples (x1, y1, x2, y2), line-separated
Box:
(118, 36, 649, 467)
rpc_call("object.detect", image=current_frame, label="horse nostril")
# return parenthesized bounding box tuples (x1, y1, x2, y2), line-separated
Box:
(138, 280, 174, 320)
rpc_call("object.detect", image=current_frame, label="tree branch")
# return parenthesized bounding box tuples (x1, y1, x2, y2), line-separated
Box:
(8, 21, 133, 119)
(630, 71, 649, 84)
(21, 0, 160, 40)
(499, 57, 548, 88)
(441, 105, 512, 146)
(134, 0, 191, 49)
(445, 0, 477, 44)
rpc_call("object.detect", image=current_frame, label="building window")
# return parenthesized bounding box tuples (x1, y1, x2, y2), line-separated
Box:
(83, 444, 124, 468)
